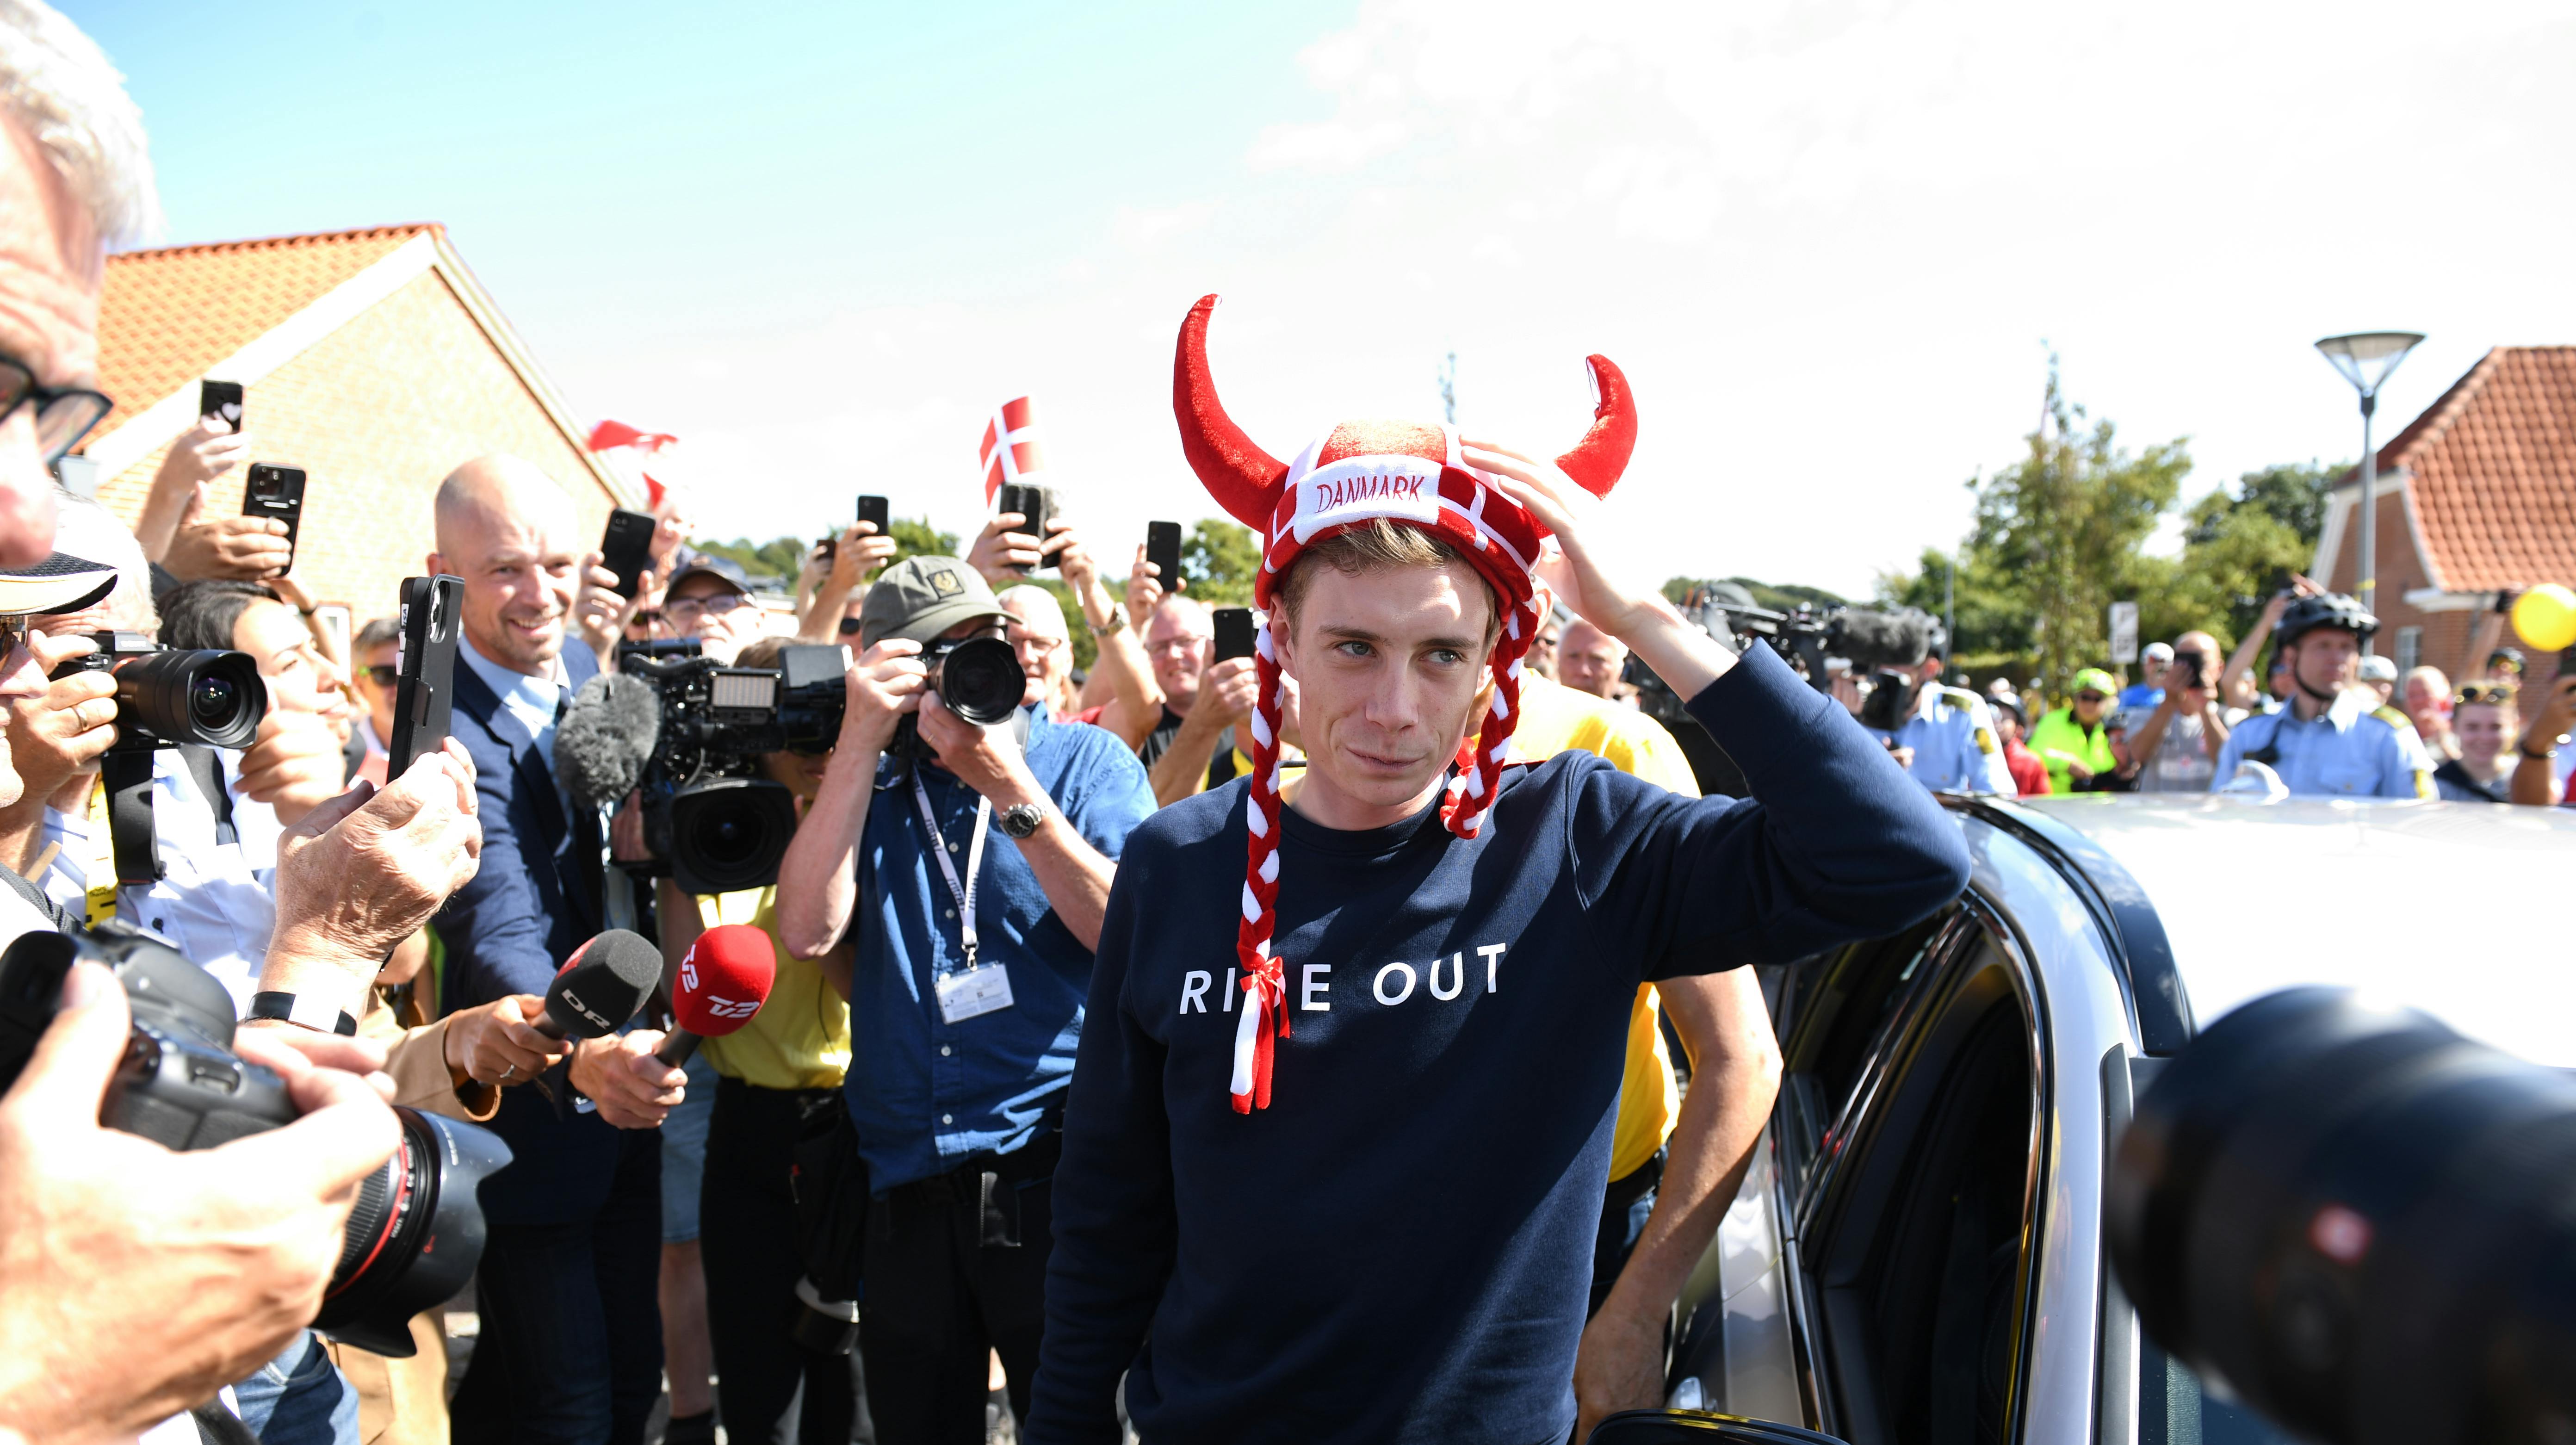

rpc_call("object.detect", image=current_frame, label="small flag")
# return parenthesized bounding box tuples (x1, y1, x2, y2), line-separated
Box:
(979, 396, 1048, 504)
(588, 419, 682, 509)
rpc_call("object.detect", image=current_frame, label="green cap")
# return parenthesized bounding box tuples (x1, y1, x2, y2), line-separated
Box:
(2070, 667, 2118, 697)
(858, 556, 1012, 650)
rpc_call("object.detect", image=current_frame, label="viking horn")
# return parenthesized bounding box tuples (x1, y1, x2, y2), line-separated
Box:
(1554, 355, 1637, 500)
(1174, 295, 1290, 532)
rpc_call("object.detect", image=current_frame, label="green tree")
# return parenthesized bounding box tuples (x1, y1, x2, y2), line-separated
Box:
(1178, 519, 1261, 606)
(693, 516, 961, 588)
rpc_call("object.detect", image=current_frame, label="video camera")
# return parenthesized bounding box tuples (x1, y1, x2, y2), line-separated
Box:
(615, 640, 848, 895)
(0, 921, 509, 1358)
(50, 631, 271, 887)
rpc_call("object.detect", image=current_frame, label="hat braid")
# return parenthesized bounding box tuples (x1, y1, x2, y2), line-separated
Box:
(1229, 610, 1289, 1113)
(1442, 595, 1540, 839)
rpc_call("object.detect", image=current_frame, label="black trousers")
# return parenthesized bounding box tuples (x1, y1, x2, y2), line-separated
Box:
(452, 1128, 664, 1445)
(703, 1078, 873, 1444)
(859, 1136, 1059, 1444)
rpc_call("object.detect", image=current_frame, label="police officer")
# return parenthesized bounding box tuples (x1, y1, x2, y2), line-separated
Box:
(2212, 593, 2434, 798)
(1867, 636, 2014, 795)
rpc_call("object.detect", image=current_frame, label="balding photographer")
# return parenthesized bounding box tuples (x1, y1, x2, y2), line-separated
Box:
(776, 557, 1153, 1441)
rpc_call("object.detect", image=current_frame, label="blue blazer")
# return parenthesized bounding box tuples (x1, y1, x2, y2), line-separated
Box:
(435, 641, 638, 1227)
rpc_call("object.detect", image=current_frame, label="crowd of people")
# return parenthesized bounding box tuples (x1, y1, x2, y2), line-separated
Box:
(6, 8, 2574, 1445)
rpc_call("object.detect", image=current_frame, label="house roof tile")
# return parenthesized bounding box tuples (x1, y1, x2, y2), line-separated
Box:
(2361, 346, 2576, 592)
(90, 223, 436, 437)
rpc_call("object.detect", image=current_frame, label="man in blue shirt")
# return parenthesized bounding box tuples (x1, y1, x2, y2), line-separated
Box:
(776, 556, 1153, 1443)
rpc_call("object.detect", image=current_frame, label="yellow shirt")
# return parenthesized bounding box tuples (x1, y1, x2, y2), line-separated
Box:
(1506, 676, 1699, 1181)
(694, 887, 853, 1091)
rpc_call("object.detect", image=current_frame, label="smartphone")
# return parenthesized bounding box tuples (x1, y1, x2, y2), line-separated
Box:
(241, 464, 305, 575)
(600, 508, 657, 599)
(997, 484, 1056, 573)
(2169, 651, 2204, 690)
(1146, 521, 1182, 594)
(198, 379, 243, 433)
(1213, 606, 1256, 663)
(857, 494, 890, 535)
(385, 575, 464, 781)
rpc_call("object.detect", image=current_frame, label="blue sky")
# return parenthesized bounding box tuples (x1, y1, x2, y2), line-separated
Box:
(69, 0, 2576, 597)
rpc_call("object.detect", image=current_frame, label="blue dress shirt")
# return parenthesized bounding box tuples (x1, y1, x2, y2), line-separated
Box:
(845, 705, 1155, 1191)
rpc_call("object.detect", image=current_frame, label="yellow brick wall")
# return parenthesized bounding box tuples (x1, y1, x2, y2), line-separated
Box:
(98, 267, 620, 629)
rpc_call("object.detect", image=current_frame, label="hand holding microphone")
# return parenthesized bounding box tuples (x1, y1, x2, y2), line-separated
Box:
(656, 926, 777, 1066)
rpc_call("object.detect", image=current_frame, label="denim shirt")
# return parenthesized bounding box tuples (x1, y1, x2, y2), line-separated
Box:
(846, 704, 1155, 1191)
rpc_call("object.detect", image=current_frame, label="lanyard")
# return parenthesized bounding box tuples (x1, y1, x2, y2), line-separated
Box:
(80, 777, 116, 926)
(911, 771, 991, 973)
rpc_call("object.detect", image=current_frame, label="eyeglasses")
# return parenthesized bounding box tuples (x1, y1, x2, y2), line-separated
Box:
(2457, 683, 2518, 707)
(363, 664, 400, 688)
(3, 356, 114, 465)
(1012, 631, 1067, 657)
(663, 593, 752, 623)
(2074, 692, 2108, 704)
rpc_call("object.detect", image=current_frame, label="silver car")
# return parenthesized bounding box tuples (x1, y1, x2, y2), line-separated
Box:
(1649, 793, 2576, 1445)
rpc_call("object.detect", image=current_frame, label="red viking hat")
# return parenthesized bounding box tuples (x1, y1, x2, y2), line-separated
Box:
(1171, 293, 1636, 1114)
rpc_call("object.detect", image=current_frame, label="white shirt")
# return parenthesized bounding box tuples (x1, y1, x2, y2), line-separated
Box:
(458, 634, 571, 773)
(38, 751, 284, 1017)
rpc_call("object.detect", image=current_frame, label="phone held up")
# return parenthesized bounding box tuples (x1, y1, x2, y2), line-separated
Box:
(824, 495, 892, 564)
(997, 483, 1056, 574)
(1146, 521, 1182, 595)
(601, 508, 657, 600)
(241, 464, 305, 577)
(385, 576, 464, 781)
(198, 379, 243, 433)
(1213, 606, 1256, 664)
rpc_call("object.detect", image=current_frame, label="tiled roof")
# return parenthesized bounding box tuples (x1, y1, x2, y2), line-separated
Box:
(2366, 346, 2576, 592)
(91, 224, 436, 437)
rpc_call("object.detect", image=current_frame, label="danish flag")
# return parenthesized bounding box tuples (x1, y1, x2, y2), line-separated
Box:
(978, 396, 1049, 504)
(588, 419, 682, 509)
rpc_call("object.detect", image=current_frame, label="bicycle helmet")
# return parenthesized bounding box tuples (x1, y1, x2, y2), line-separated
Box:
(2274, 592, 2378, 649)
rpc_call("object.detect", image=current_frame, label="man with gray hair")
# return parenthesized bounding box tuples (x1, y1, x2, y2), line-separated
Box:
(0, 10, 486, 1439)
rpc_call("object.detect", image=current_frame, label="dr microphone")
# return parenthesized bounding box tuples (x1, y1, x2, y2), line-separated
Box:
(534, 929, 662, 1041)
(656, 924, 776, 1066)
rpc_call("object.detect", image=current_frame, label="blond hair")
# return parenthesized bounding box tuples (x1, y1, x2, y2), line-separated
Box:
(1273, 519, 1499, 640)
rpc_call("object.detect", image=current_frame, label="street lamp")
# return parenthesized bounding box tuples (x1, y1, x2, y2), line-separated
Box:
(2315, 331, 2425, 654)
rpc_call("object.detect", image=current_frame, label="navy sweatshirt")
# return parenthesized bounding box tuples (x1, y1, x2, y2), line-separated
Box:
(1027, 642, 1970, 1445)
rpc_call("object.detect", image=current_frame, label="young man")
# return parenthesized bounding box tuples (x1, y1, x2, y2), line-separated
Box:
(1025, 298, 1969, 1445)
(2212, 594, 2433, 799)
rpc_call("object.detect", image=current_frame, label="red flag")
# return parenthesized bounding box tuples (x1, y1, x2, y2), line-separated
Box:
(588, 420, 682, 509)
(978, 395, 1049, 504)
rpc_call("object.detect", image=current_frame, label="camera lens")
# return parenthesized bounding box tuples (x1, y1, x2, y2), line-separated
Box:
(313, 1106, 512, 1357)
(2107, 987, 2576, 1444)
(937, 635, 1025, 726)
(112, 647, 266, 749)
(189, 675, 236, 729)
(668, 779, 800, 894)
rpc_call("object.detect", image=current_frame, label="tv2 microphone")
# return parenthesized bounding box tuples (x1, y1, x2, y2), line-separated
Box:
(534, 929, 662, 1042)
(656, 924, 777, 1066)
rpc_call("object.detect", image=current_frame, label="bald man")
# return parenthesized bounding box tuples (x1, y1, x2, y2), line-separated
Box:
(2114, 629, 2233, 793)
(1558, 618, 1630, 701)
(1000, 584, 1078, 716)
(429, 454, 685, 1445)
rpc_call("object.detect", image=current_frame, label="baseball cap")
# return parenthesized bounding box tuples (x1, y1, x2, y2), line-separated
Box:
(2358, 654, 2399, 683)
(2143, 641, 2174, 664)
(664, 550, 751, 597)
(2071, 667, 2118, 697)
(858, 556, 1011, 650)
(0, 552, 117, 618)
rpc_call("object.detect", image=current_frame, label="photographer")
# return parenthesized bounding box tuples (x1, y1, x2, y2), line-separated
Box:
(774, 556, 1153, 1440)
(2113, 631, 2230, 792)
(648, 637, 870, 1443)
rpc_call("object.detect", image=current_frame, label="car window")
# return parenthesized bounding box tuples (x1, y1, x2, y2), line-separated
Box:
(1775, 911, 1957, 1183)
(1805, 934, 2035, 1445)
(2141, 1343, 2301, 1445)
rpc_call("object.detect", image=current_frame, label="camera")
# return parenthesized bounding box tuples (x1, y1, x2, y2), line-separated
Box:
(2107, 987, 2576, 1445)
(51, 630, 266, 752)
(620, 641, 848, 894)
(0, 921, 510, 1358)
(1855, 667, 1919, 733)
(2168, 649, 2206, 691)
(889, 633, 1026, 759)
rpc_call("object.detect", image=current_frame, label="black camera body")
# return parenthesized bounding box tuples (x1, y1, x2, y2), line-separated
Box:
(1857, 667, 1919, 733)
(889, 633, 1026, 761)
(622, 642, 848, 894)
(53, 630, 266, 753)
(0, 922, 509, 1358)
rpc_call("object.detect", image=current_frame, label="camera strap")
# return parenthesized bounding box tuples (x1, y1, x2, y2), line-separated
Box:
(99, 749, 161, 889)
(911, 771, 990, 974)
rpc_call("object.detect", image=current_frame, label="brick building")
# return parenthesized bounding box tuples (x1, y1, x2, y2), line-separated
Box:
(73, 223, 634, 632)
(2314, 346, 2576, 686)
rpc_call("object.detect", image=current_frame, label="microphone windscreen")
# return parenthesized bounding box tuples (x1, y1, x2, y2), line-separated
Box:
(1829, 608, 1934, 670)
(556, 672, 661, 809)
(672, 924, 776, 1039)
(544, 928, 662, 1038)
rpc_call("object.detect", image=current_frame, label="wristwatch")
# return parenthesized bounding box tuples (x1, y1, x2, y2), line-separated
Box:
(997, 801, 1050, 839)
(1087, 601, 1127, 639)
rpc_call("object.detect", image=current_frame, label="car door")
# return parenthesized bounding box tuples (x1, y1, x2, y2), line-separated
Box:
(1789, 916, 2044, 1445)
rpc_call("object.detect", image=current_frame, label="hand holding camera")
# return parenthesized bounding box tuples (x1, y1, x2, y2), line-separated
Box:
(834, 638, 928, 757)
(916, 682, 1037, 804)
(3, 629, 121, 804)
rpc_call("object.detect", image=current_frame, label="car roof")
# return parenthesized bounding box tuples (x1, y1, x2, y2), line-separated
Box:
(2013, 795, 2576, 1066)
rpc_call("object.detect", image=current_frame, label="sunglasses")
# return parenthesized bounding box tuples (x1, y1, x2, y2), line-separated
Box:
(2456, 683, 2517, 707)
(363, 664, 400, 688)
(2074, 692, 2107, 704)
(2, 355, 114, 465)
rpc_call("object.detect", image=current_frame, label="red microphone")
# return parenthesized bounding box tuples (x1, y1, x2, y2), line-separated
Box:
(655, 924, 776, 1066)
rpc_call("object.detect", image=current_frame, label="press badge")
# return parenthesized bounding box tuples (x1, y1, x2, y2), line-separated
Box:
(936, 964, 1015, 1023)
